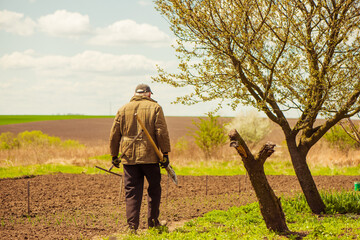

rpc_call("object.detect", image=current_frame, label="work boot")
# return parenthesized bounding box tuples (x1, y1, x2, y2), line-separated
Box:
(125, 225, 137, 235)
(148, 220, 168, 233)
(148, 218, 159, 228)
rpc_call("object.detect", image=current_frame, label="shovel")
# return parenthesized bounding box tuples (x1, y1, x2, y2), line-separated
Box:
(135, 113, 178, 185)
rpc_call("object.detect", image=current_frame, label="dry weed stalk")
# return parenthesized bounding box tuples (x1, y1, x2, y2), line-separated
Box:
(307, 140, 360, 168)
(170, 139, 235, 165)
(0, 145, 108, 167)
(1, 136, 359, 169)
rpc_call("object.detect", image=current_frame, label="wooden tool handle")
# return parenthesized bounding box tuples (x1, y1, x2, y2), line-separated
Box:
(135, 113, 163, 161)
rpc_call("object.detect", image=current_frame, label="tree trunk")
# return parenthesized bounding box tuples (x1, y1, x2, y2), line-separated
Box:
(286, 137, 326, 214)
(247, 163, 288, 232)
(229, 129, 289, 232)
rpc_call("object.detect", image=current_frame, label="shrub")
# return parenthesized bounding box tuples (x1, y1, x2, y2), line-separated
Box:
(0, 132, 20, 149)
(174, 136, 189, 153)
(61, 139, 84, 148)
(17, 130, 61, 147)
(225, 110, 271, 145)
(324, 125, 359, 149)
(190, 114, 227, 158)
(0, 131, 83, 150)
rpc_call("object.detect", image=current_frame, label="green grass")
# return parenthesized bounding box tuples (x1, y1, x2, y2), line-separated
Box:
(171, 161, 359, 176)
(0, 164, 117, 178)
(113, 192, 360, 240)
(1, 161, 359, 179)
(172, 160, 246, 176)
(310, 166, 360, 176)
(0, 115, 113, 125)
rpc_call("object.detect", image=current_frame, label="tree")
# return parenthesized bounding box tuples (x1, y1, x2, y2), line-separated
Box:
(154, 0, 360, 214)
(225, 110, 271, 146)
(191, 114, 227, 158)
(228, 129, 288, 232)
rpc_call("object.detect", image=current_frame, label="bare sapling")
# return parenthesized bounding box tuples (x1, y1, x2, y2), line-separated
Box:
(229, 129, 288, 232)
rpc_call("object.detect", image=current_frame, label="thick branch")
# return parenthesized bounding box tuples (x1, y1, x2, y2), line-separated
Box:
(228, 129, 276, 165)
(256, 142, 276, 165)
(228, 129, 250, 159)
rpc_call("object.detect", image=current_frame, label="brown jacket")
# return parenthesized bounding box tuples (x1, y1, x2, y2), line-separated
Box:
(109, 96, 171, 165)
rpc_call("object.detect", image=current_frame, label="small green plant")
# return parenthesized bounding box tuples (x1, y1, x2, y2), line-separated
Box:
(72, 216, 77, 226)
(324, 125, 359, 149)
(282, 193, 311, 214)
(323, 191, 360, 214)
(190, 114, 227, 158)
(283, 191, 360, 215)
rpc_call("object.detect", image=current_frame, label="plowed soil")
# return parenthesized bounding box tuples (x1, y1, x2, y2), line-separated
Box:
(1, 174, 359, 239)
(0, 118, 359, 239)
(0, 117, 207, 145)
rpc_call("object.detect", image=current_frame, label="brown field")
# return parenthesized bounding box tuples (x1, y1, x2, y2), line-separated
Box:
(0, 117, 359, 239)
(0, 117, 206, 145)
(1, 174, 358, 239)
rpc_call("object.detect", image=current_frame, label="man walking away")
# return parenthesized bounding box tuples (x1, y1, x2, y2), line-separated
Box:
(109, 84, 171, 232)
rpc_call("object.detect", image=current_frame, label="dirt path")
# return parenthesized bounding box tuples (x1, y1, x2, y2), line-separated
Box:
(1, 174, 359, 239)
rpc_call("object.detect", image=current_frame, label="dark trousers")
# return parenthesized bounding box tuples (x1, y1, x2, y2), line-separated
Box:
(123, 164, 161, 230)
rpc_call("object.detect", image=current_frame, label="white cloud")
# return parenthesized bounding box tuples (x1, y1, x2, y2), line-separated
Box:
(0, 49, 37, 68)
(0, 10, 36, 36)
(0, 49, 160, 75)
(0, 9, 171, 47)
(37, 10, 91, 38)
(88, 19, 170, 47)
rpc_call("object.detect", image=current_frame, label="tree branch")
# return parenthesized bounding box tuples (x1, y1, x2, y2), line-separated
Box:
(228, 129, 276, 165)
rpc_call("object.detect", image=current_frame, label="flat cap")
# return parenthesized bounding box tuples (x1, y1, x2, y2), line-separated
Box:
(135, 84, 153, 94)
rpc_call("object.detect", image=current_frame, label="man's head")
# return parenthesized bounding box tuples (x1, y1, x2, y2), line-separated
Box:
(135, 84, 153, 97)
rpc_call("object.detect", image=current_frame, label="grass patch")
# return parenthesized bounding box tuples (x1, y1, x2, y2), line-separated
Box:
(1, 160, 359, 179)
(0, 115, 113, 125)
(0, 164, 119, 178)
(116, 192, 360, 240)
(264, 157, 296, 175)
(1, 130, 359, 178)
(310, 165, 360, 176)
(90, 154, 112, 161)
(172, 160, 246, 176)
(164, 161, 359, 176)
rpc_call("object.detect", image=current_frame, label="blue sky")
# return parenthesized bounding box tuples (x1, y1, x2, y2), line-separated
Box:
(0, 0, 242, 116)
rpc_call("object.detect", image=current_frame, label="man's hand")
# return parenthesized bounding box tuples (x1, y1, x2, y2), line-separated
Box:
(112, 156, 121, 168)
(160, 153, 169, 168)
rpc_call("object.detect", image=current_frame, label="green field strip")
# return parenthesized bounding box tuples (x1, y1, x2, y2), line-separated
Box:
(0, 115, 114, 125)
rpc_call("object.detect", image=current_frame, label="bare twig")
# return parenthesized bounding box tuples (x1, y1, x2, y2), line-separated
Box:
(339, 118, 360, 144)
